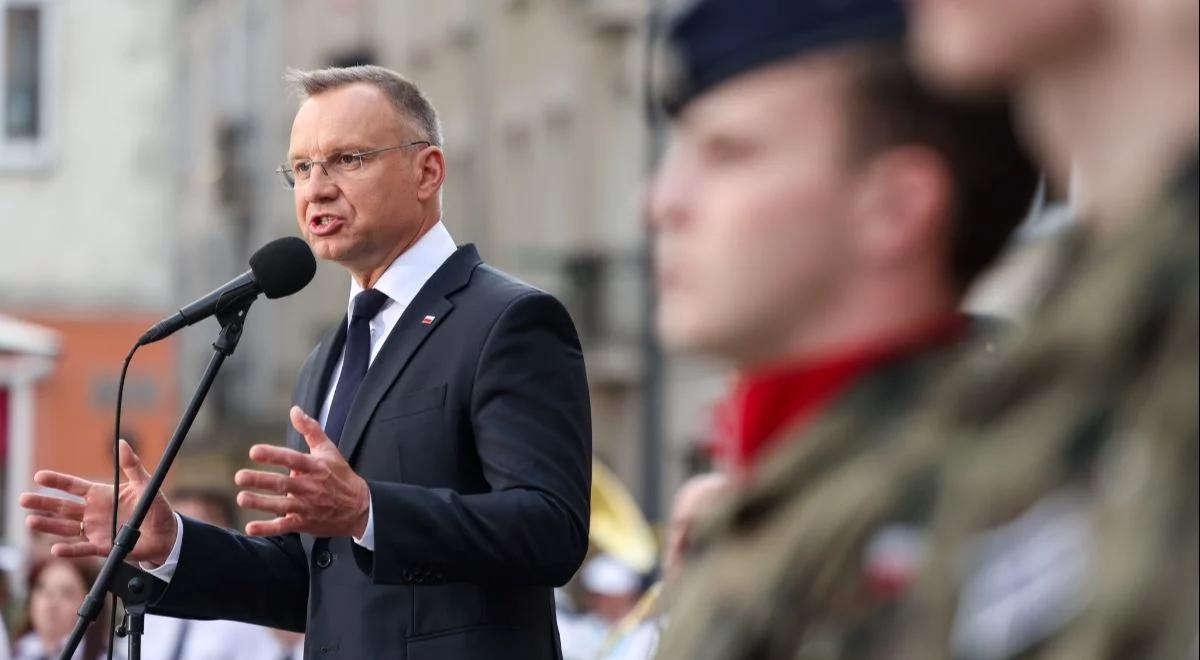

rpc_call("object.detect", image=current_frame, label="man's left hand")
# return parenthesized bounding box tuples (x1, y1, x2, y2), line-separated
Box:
(235, 406, 370, 538)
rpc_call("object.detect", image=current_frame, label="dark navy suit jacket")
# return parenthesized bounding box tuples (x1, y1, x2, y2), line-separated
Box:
(152, 245, 592, 659)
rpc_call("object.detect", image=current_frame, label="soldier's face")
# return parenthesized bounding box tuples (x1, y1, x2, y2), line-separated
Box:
(648, 57, 862, 367)
(908, 0, 1101, 95)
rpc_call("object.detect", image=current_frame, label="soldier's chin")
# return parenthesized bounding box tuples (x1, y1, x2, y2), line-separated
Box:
(657, 310, 696, 352)
(657, 310, 728, 358)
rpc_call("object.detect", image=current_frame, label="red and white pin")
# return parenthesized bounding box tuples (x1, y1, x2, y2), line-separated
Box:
(421, 315, 436, 325)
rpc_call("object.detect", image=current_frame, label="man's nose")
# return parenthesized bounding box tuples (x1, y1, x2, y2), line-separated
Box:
(303, 164, 339, 202)
(647, 159, 691, 232)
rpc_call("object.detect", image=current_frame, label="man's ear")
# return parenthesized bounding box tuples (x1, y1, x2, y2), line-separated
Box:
(849, 145, 953, 265)
(414, 146, 446, 202)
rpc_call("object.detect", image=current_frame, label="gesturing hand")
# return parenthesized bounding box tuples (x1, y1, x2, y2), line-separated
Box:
(234, 406, 371, 538)
(20, 440, 179, 566)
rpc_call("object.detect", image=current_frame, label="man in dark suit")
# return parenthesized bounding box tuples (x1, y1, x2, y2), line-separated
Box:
(21, 65, 591, 659)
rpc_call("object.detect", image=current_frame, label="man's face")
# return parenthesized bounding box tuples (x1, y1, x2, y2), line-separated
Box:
(908, 0, 1099, 95)
(649, 57, 860, 366)
(289, 83, 430, 274)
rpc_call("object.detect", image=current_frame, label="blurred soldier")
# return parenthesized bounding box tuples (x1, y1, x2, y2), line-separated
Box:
(877, 1, 1198, 658)
(645, 0, 1038, 658)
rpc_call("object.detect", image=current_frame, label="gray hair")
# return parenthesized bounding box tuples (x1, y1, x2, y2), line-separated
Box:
(284, 65, 443, 146)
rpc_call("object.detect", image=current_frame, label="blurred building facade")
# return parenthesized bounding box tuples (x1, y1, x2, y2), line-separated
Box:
(0, 0, 181, 553)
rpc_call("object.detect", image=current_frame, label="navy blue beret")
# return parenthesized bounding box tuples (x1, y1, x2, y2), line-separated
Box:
(659, 0, 907, 115)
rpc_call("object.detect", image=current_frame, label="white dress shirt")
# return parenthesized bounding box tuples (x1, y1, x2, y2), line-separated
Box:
(140, 615, 280, 660)
(147, 222, 458, 581)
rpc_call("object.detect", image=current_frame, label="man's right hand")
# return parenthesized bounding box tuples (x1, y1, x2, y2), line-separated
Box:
(19, 439, 178, 566)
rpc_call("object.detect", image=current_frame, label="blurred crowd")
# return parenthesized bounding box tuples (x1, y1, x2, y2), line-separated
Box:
(1, 490, 303, 659)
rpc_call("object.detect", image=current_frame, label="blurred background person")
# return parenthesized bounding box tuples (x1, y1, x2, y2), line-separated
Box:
(660, 472, 728, 587)
(12, 558, 107, 660)
(581, 555, 643, 628)
(0, 545, 16, 660)
(558, 553, 645, 660)
(643, 0, 1038, 657)
(594, 471, 729, 659)
(265, 629, 304, 660)
(881, 0, 1198, 657)
(140, 488, 276, 660)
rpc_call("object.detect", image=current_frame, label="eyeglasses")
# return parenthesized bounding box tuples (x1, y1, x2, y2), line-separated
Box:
(276, 141, 431, 189)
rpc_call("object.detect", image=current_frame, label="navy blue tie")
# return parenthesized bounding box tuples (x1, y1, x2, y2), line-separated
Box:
(325, 288, 391, 445)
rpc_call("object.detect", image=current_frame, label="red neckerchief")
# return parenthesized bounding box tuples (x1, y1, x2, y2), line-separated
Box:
(715, 313, 969, 472)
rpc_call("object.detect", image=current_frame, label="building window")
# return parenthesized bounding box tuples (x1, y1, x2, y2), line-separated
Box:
(0, 0, 52, 169)
(4, 6, 39, 138)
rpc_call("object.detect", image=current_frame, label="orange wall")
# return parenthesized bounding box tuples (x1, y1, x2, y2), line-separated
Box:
(18, 312, 178, 483)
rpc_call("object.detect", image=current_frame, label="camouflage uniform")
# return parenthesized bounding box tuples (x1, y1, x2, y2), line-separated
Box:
(656, 159, 1197, 660)
(656, 338, 979, 660)
(895, 157, 1199, 660)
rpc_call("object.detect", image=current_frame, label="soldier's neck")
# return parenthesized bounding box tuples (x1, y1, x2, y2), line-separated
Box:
(735, 286, 958, 374)
(1021, 30, 1198, 235)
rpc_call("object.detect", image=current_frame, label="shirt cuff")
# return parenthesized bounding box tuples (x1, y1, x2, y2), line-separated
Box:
(353, 493, 375, 551)
(141, 512, 184, 582)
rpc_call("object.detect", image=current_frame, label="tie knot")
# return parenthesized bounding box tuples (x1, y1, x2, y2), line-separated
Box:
(352, 289, 390, 320)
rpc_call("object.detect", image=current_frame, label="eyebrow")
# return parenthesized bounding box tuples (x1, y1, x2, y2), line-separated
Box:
(286, 144, 370, 161)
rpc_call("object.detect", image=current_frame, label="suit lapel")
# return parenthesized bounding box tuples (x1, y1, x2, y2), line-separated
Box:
(337, 244, 482, 464)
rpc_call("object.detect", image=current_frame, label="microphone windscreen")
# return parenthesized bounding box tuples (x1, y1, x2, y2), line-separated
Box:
(249, 236, 318, 299)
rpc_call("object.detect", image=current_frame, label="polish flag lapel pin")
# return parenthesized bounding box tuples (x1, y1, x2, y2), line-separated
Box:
(421, 315, 436, 326)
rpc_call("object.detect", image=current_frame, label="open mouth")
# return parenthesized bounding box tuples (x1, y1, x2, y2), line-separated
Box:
(309, 214, 345, 236)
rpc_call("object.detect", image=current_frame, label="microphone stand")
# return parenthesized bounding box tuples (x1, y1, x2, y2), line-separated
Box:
(59, 299, 255, 660)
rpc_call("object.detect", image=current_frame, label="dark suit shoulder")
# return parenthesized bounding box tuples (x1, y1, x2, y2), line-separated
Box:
(454, 262, 574, 326)
(466, 262, 553, 302)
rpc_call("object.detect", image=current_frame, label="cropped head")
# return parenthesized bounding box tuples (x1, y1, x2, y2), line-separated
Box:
(908, 0, 1198, 222)
(649, 0, 1037, 368)
(908, 0, 1102, 97)
(283, 65, 447, 286)
(909, 0, 1198, 95)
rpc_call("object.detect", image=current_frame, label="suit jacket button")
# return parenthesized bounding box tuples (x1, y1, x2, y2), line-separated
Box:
(315, 550, 333, 568)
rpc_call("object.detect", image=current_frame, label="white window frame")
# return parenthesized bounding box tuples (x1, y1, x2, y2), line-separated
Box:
(0, 0, 56, 171)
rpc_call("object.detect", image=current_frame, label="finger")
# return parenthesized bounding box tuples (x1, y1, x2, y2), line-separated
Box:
(20, 493, 86, 518)
(290, 406, 336, 453)
(245, 514, 303, 537)
(27, 515, 87, 538)
(248, 445, 318, 473)
(236, 491, 300, 517)
(234, 469, 290, 494)
(51, 541, 108, 559)
(119, 439, 152, 486)
(33, 470, 93, 498)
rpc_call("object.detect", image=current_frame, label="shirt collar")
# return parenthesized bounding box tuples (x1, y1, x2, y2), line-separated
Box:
(347, 220, 458, 316)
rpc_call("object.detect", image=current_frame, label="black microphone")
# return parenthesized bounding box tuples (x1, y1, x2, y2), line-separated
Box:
(138, 236, 317, 345)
